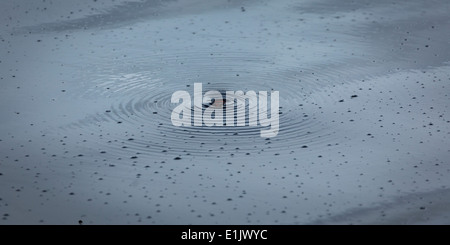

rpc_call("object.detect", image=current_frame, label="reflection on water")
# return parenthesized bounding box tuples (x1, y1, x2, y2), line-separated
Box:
(0, 0, 450, 224)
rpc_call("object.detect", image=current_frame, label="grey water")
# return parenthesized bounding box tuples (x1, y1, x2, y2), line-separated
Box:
(1, 0, 450, 224)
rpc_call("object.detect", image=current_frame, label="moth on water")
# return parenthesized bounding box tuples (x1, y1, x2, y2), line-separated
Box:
(171, 83, 280, 137)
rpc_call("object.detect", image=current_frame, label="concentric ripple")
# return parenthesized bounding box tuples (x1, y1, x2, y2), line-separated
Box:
(59, 51, 344, 158)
